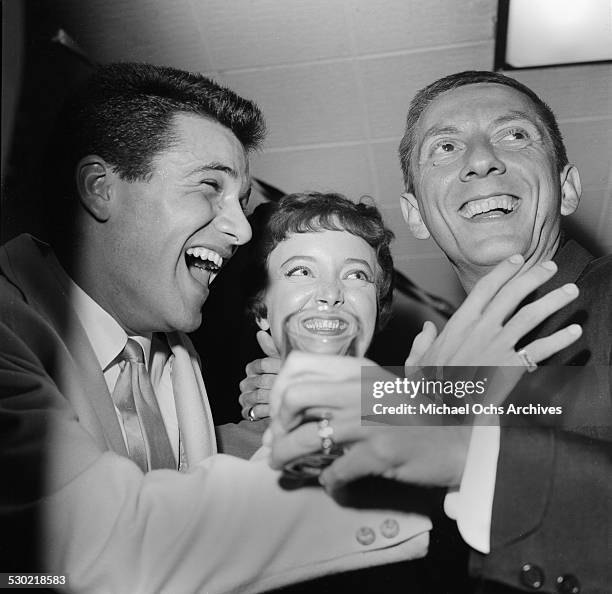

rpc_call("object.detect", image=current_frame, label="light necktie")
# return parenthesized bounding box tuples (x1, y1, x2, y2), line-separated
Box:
(111, 338, 176, 471)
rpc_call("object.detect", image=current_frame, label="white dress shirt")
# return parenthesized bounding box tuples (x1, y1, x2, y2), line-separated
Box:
(444, 425, 500, 553)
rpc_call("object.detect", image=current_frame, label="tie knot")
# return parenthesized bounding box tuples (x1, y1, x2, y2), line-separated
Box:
(120, 338, 146, 364)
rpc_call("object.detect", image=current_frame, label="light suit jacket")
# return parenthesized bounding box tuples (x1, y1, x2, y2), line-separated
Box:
(0, 235, 430, 594)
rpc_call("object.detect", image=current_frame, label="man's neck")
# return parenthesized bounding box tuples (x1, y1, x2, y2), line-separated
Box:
(53, 235, 133, 336)
(454, 234, 562, 294)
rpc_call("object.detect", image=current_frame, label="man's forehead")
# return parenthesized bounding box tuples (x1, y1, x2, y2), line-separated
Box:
(161, 113, 249, 176)
(418, 83, 541, 133)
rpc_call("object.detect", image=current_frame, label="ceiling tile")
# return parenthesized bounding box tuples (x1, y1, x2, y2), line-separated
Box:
(348, 0, 496, 55)
(221, 62, 368, 147)
(360, 43, 494, 139)
(191, 0, 351, 70)
(369, 139, 404, 208)
(508, 64, 612, 120)
(250, 144, 376, 199)
(562, 119, 612, 187)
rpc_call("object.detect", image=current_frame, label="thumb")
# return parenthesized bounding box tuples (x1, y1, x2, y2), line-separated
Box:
(404, 321, 438, 369)
(256, 330, 281, 358)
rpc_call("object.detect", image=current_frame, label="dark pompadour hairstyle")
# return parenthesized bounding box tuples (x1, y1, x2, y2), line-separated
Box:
(398, 70, 568, 193)
(248, 192, 395, 331)
(51, 62, 265, 200)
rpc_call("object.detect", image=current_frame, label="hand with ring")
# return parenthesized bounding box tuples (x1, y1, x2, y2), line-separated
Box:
(239, 331, 281, 421)
(404, 254, 582, 375)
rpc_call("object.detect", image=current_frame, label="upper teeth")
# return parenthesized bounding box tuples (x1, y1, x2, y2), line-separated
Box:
(461, 196, 519, 218)
(303, 318, 347, 332)
(185, 246, 223, 269)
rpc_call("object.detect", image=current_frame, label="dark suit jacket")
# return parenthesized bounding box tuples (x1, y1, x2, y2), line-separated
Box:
(473, 240, 612, 593)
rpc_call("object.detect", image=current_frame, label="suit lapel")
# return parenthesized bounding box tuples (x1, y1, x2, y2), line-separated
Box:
(0, 235, 127, 456)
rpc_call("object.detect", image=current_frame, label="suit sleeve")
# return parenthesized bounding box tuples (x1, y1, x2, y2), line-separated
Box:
(0, 318, 431, 594)
(474, 425, 612, 593)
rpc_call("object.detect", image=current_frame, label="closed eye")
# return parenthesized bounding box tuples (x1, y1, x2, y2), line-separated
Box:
(202, 179, 222, 192)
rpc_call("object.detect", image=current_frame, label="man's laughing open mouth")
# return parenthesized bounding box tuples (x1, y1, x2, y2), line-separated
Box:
(459, 195, 520, 220)
(185, 246, 225, 286)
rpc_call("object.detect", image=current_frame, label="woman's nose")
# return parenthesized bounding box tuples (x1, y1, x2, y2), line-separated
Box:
(315, 280, 344, 308)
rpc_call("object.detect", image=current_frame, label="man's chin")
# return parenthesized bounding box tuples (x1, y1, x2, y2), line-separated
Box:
(464, 237, 529, 267)
(167, 309, 204, 334)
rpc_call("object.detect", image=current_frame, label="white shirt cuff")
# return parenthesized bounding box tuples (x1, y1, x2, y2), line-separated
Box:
(443, 424, 500, 553)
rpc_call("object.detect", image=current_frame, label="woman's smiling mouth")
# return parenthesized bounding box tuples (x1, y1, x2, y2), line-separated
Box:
(301, 315, 349, 336)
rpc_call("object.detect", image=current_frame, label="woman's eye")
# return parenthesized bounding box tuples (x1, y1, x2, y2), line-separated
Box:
(346, 270, 371, 282)
(286, 266, 312, 277)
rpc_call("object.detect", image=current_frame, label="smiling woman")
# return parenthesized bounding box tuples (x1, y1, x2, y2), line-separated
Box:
(249, 192, 395, 344)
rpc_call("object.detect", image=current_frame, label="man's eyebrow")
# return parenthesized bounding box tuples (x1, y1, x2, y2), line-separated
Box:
(186, 162, 238, 178)
(492, 110, 542, 129)
(420, 125, 461, 144)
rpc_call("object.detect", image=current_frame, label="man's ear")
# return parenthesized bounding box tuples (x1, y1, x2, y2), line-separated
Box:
(255, 316, 270, 332)
(560, 164, 582, 216)
(400, 192, 430, 239)
(75, 155, 114, 222)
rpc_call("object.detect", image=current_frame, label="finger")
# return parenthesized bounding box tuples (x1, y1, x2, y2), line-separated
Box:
(451, 254, 525, 325)
(483, 260, 559, 323)
(503, 283, 579, 345)
(257, 330, 281, 358)
(239, 372, 276, 395)
(241, 403, 270, 421)
(319, 441, 387, 489)
(239, 386, 272, 409)
(276, 379, 362, 432)
(245, 356, 281, 376)
(404, 321, 438, 368)
(269, 417, 362, 469)
(239, 390, 255, 410)
(521, 324, 582, 363)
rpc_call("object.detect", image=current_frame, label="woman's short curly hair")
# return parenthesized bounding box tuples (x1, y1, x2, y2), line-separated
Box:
(248, 191, 395, 330)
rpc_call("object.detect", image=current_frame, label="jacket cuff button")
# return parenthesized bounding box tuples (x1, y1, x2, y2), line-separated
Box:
(356, 526, 376, 546)
(380, 518, 399, 538)
(556, 574, 580, 594)
(520, 563, 545, 589)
